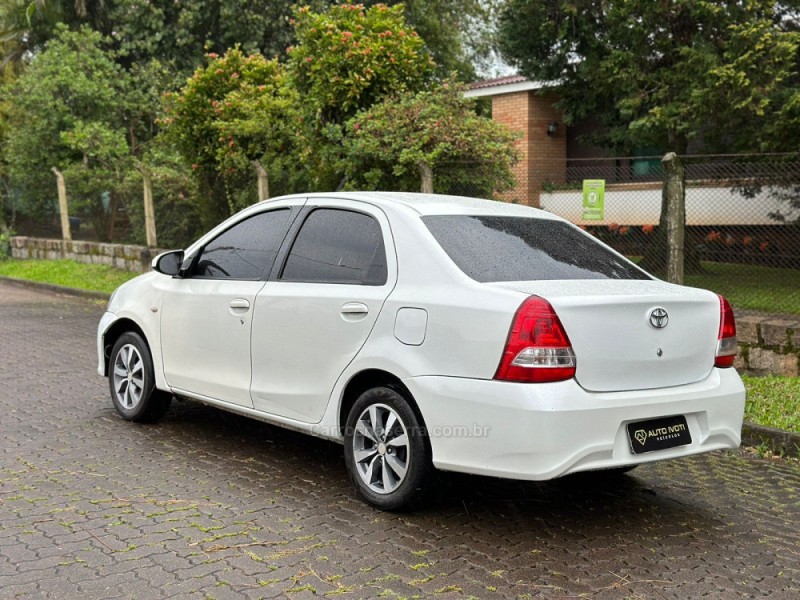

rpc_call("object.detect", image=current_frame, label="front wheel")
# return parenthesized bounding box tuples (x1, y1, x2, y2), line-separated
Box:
(108, 332, 171, 423)
(343, 387, 433, 510)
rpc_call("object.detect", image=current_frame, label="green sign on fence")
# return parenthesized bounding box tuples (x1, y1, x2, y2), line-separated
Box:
(582, 179, 605, 221)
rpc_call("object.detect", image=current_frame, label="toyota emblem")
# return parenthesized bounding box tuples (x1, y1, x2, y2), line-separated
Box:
(649, 308, 669, 328)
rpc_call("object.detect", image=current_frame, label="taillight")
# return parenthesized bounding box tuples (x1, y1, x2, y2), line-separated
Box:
(494, 296, 576, 383)
(715, 295, 737, 368)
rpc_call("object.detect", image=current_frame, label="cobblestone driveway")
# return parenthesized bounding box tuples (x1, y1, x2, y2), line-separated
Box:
(1, 281, 799, 599)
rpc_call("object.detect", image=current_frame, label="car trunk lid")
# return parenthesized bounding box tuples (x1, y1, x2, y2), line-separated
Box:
(489, 279, 720, 392)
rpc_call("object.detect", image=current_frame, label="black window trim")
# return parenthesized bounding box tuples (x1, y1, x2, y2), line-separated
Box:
(273, 205, 389, 286)
(186, 205, 301, 282)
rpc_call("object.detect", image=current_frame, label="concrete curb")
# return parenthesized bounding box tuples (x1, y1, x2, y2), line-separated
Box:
(742, 421, 800, 458)
(0, 276, 111, 301)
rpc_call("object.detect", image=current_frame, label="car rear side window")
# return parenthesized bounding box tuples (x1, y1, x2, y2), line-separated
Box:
(281, 208, 387, 285)
(193, 208, 292, 280)
(423, 215, 650, 282)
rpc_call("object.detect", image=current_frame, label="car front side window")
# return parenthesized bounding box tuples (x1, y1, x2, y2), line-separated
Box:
(192, 208, 293, 280)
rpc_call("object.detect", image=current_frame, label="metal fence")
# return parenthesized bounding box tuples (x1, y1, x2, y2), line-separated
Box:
(515, 154, 800, 316)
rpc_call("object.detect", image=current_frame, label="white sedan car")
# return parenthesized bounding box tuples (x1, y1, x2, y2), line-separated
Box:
(97, 192, 745, 509)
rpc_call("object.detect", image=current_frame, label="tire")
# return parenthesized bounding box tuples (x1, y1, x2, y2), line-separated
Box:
(108, 332, 171, 423)
(343, 386, 434, 511)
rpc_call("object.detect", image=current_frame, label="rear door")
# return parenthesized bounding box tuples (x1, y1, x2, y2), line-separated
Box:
(160, 205, 298, 407)
(250, 199, 396, 422)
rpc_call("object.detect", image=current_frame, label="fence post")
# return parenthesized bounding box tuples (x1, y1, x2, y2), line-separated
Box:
(418, 162, 434, 194)
(253, 160, 269, 201)
(662, 152, 685, 285)
(51, 167, 72, 242)
(141, 169, 158, 248)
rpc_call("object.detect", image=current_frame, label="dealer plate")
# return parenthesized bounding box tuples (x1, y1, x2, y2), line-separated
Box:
(627, 415, 691, 455)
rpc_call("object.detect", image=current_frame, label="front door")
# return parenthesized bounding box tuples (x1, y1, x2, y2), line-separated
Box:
(160, 206, 296, 407)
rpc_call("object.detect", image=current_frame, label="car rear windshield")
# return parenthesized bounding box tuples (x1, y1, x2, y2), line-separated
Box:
(423, 215, 650, 282)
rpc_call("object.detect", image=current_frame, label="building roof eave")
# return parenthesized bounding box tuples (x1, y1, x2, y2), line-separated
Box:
(464, 77, 556, 98)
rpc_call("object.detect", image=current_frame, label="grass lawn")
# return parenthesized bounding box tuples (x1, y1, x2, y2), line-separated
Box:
(742, 375, 800, 434)
(0, 259, 138, 294)
(684, 261, 800, 315)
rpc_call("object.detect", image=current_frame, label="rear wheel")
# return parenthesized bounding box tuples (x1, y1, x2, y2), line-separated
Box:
(109, 332, 171, 423)
(344, 387, 433, 510)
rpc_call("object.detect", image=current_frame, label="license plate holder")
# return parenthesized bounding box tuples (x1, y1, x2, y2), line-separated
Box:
(627, 415, 691, 455)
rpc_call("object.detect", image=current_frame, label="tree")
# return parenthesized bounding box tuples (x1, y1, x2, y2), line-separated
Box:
(289, 3, 435, 189)
(374, 0, 498, 80)
(499, 0, 798, 154)
(498, 0, 799, 272)
(4, 25, 131, 240)
(289, 3, 434, 124)
(342, 81, 519, 195)
(164, 47, 299, 226)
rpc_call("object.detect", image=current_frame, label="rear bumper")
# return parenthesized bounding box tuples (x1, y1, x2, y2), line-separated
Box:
(403, 369, 745, 481)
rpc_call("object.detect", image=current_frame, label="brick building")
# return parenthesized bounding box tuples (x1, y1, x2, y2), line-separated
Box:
(464, 76, 566, 207)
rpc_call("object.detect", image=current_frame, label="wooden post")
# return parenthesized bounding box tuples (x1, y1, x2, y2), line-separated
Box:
(51, 167, 72, 242)
(419, 162, 433, 194)
(142, 169, 157, 248)
(662, 152, 685, 285)
(253, 160, 269, 201)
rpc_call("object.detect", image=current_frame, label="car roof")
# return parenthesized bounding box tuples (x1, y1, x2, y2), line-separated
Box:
(271, 191, 562, 220)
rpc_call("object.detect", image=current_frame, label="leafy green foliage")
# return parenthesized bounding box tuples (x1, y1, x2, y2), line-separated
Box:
(164, 47, 299, 225)
(342, 81, 519, 195)
(123, 144, 203, 249)
(374, 0, 494, 80)
(498, 0, 800, 154)
(289, 3, 433, 125)
(3, 26, 129, 239)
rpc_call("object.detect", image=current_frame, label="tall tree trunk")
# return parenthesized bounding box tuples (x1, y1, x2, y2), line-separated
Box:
(419, 162, 434, 193)
(253, 160, 269, 201)
(663, 153, 685, 284)
(638, 136, 703, 275)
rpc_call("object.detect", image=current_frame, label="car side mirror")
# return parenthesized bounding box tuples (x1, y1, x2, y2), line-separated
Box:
(152, 250, 184, 277)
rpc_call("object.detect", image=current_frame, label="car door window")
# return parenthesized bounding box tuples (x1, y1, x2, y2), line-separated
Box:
(192, 208, 292, 280)
(280, 208, 387, 285)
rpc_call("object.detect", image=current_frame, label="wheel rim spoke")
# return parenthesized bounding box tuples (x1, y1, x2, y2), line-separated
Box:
(386, 433, 407, 448)
(384, 453, 407, 480)
(384, 412, 397, 438)
(368, 405, 380, 436)
(354, 447, 378, 464)
(355, 420, 379, 444)
(381, 457, 394, 491)
(366, 455, 380, 485)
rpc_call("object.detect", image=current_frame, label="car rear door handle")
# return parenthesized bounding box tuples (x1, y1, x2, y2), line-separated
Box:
(229, 298, 251, 314)
(341, 302, 369, 316)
